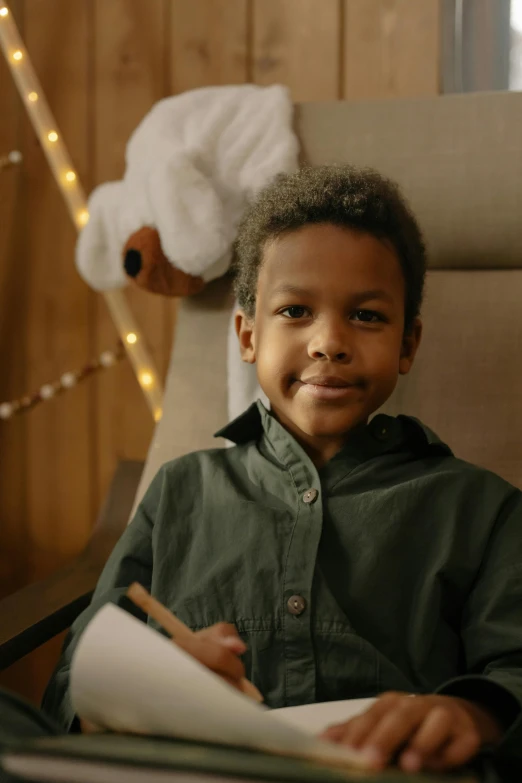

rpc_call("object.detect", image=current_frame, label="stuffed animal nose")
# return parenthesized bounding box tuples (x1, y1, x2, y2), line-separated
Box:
(124, 249, 142, 278)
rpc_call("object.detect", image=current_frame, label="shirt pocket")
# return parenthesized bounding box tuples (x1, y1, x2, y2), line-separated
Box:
(314, 628, 385, 700)
(162, 498, 295, 629)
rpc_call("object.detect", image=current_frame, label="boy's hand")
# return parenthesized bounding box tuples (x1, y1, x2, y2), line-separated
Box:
(176, 622, 247, 691)
(320, 692, 503, 773)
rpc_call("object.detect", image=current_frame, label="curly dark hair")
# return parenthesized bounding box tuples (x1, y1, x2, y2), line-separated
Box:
(232, 165, 426, 332)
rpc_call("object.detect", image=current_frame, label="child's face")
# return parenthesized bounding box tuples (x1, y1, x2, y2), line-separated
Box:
(236, 223, 421, 457)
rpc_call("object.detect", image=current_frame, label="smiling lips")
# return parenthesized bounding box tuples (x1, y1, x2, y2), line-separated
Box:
(297, 375, 362, 401)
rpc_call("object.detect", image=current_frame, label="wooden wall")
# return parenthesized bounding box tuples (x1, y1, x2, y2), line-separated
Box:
(0, 0, 440, 702)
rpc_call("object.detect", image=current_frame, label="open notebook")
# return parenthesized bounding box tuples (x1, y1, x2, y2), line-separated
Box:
(67, 604, 366, 768)
(1, 606, 475, 783)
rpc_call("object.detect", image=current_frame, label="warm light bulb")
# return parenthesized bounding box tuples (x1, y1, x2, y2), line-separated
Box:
(28, 92, 38, 102)
(48, 131, 58, 142)
(12, 50, 23, 61)
(0, 7, 9, 17)
(126, 333, 137, 345)
(65, 170, 76, 182)
(76, 209, 89, 226)
(139, 372, 154, 388)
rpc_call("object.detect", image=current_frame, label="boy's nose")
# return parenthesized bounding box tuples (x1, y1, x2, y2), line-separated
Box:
(308, 322, 352, 362)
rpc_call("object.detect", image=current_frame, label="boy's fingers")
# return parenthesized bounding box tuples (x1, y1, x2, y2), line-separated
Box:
(219, 636, 248, 654)
(427, 730, 481, 771)
(201, 622, 240, 639)
(399, 707, 454, 771)
(357, 701, 430, 764)
(407, 706, 454, 757)
(323, 695, 484, 773)
(321, 692, 404, 746)
(321, 724, 346, 742)
(198, 623, 247, 654)
(177, 635, 246, 682)
(222, 674, 245, 692)
(322, 711, 385, 748)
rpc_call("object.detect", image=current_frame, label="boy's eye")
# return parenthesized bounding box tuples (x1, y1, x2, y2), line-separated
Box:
(352, 310, 383, 323)
(280, 306, 309, 319)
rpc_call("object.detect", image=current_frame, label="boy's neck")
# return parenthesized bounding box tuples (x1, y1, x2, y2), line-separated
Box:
(300, 437, 347, 469)
(270, 407, 368, 469)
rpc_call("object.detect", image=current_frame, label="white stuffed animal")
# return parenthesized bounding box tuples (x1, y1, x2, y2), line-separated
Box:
(76, 84, 299, 298)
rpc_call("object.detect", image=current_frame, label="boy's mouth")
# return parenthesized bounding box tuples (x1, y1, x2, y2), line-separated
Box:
(300, 374, 355, 388)
(294, 375, 364, 401)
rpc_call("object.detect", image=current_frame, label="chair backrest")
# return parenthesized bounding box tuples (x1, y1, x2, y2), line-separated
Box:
(135, 91, 522, 507)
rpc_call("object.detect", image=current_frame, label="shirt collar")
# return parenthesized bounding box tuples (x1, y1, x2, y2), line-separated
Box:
(215, 401, 453, 461)
(396, 415, 453, 457)
(215, 402, 265, 444)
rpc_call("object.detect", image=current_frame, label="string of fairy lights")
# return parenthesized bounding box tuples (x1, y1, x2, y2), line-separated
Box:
(0, 3, 163, 422)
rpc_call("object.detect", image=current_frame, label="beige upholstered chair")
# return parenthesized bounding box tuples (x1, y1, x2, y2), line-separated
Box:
(137, 90, 522, 503)
(1, 89, 521, 669)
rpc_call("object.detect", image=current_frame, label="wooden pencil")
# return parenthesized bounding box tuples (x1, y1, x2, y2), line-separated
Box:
(126, 582, 263, 704)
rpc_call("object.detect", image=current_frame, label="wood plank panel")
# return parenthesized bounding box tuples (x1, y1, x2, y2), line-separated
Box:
(0, 0, 27, 601)
(170, 0, 249, 90)
(23, 0, 93, 570)
(343, 0, 440, 99)
(0, 0, 31, 703)
(93, 0, 171, 511)
(252, 0, 341, 101)
(0, 0, 93, 702)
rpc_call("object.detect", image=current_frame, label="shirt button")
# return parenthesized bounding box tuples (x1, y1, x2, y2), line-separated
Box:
(372, 420, 390, 441)
(302, 488, 318, 504)
(287, 595, 307, 616)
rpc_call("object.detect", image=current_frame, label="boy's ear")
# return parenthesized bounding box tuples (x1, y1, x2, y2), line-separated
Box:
(235, 309, 256, 364)
(399, 317, 422, 375)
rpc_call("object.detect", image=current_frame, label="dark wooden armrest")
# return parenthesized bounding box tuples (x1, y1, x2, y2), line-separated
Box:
(0, 460, 144, 670)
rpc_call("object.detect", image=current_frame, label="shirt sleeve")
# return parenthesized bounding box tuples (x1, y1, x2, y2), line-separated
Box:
(40, 467, 166, 731)
(435, 489, 522, 760)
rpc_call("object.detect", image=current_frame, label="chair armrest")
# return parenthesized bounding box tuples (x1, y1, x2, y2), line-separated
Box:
(0, 460, 144, 670)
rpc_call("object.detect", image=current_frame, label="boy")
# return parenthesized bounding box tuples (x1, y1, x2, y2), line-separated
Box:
(43, 166, 522, 774)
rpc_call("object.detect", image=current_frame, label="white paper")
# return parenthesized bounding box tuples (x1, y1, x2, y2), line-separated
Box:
(71, 605, 367, 769)
(272, 698, 376, 735)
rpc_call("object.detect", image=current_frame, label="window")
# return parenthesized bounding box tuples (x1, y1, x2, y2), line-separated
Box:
(442, 0, 521, 92)
(511, 0, 522, 89)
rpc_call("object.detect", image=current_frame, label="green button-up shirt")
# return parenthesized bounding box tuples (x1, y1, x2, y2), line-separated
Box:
(43, 402, 522, 758)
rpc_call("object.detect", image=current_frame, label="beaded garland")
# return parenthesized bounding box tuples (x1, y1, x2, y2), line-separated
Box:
(0, 153, 128, 422)
(0, 340, 126, 420)
(0, 149, 22, 169)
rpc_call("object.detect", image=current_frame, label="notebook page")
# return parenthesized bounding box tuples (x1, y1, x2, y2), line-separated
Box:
(273, 699, 376, 736)
(71, 605, 367, 769)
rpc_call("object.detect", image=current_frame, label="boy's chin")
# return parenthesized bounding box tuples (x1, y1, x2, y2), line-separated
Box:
(295, 411, 367, 439)
(271, 399, 370, 440)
